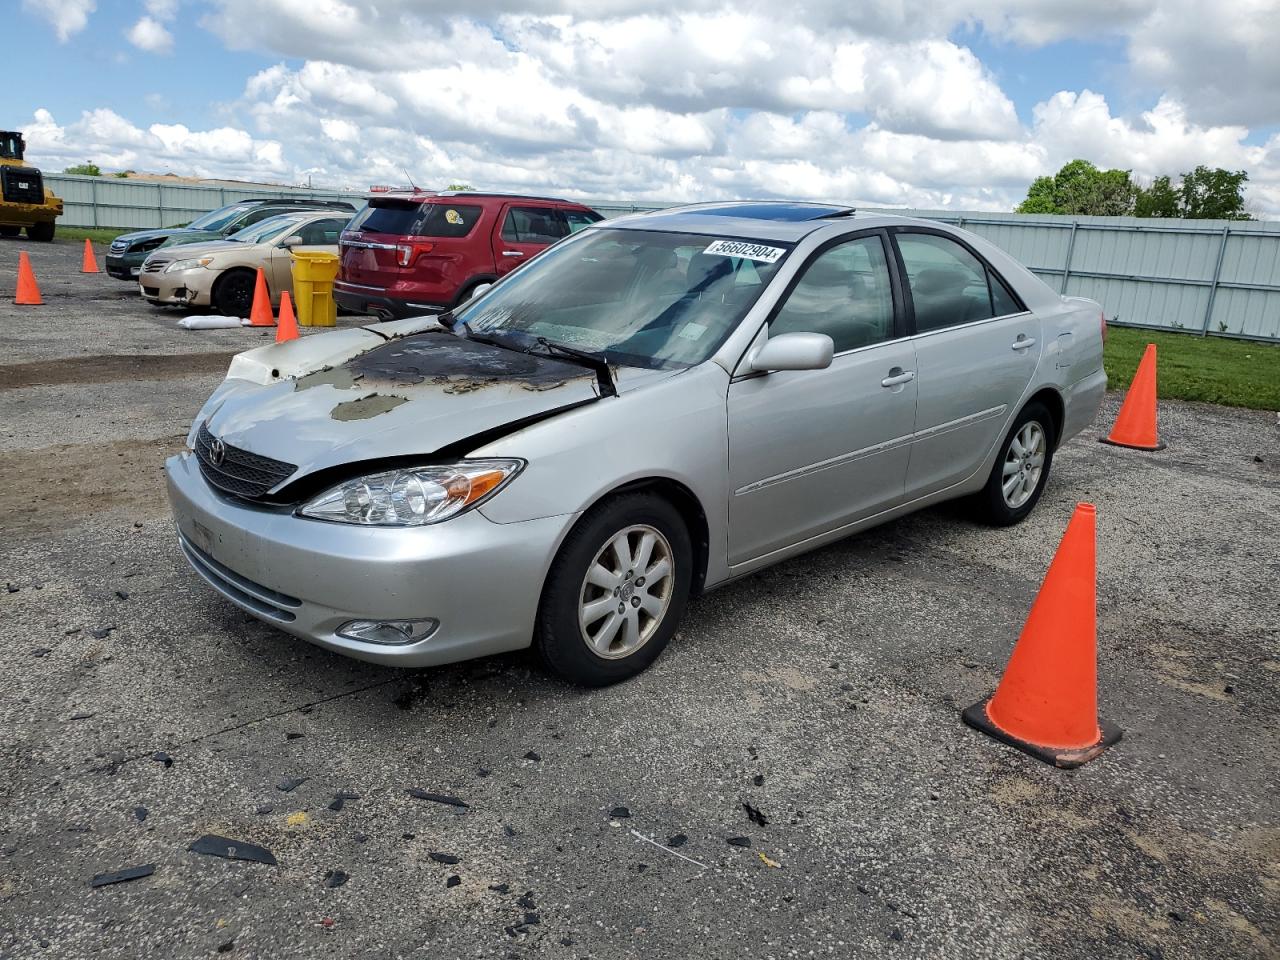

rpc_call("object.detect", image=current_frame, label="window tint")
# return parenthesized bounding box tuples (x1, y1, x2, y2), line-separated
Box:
(501, 207, 568, 244)
(565, 210, 602, 234)
(347, 199, 425, 235)
(239, 206, 286, 228)
(298, 218, 346, 245)
(769, 235, 895, 352)
(989, 269, 1022, 316)
(897, 233, 1000, 332)
(418, 204, 482, 238)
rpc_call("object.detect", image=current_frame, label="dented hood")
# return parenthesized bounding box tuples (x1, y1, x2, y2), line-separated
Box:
(201, 327, 675, 485)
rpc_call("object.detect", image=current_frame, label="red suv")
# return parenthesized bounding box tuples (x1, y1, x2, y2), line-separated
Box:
(334, 191, 603, 318)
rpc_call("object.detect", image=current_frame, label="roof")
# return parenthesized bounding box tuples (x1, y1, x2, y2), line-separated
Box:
(601, 202, 953, 243)
(367, 190, 573, 204)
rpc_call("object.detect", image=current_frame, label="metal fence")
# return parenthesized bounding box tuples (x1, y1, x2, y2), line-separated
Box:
(45, 174, 1280, 342)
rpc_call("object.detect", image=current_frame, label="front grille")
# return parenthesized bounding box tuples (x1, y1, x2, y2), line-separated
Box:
(1, 167, 43, 204)
(143, 258, 168, 273)
(195, 423, 297, 500)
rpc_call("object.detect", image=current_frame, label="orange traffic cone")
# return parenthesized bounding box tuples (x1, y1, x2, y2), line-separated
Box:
(276, 291, 299, 343)
(962, 503, 1122, 768)
(1101, 343, 1163, 450)
(15, 251, 42, 305)
(81, 238, 100, 273)
(246, 267, 275, 326)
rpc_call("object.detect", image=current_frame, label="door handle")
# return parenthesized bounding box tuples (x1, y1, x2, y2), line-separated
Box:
(1012, 337, 1036, 351)
(502, 250, 524, 257)
(881, 370, 916, 388)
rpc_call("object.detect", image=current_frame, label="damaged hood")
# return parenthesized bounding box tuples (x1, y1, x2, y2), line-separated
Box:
(201, 326, 677, 486)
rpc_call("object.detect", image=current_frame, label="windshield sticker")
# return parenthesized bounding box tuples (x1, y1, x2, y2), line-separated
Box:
(677, 322, 707, 341)
(445, 208, 464, 225)
(703, 239, 785, 263)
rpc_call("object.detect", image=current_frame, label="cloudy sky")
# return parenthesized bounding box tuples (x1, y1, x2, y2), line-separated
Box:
(10, 0, 1280, 214)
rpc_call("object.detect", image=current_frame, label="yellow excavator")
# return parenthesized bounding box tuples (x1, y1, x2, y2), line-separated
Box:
(0, 131, 62, 242)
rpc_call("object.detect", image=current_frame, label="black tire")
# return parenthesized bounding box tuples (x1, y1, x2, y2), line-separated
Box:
(0, 226, 19, 238)
(213, 269, 257, 317)
(973, 401, 1056, 526)
(27, 222, 54, 242)
(535, 492, 693, 686)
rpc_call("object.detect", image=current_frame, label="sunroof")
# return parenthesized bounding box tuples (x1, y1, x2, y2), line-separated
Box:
(688, 202, 855, 222)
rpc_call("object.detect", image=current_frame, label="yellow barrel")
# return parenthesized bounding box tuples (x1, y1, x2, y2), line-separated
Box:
(290, 251, 340, 327)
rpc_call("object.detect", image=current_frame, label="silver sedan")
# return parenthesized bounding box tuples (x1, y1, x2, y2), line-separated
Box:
(166, 201, 1106, 685)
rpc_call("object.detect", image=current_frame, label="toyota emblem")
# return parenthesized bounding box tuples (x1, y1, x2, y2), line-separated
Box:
(208, 437, 227, 467)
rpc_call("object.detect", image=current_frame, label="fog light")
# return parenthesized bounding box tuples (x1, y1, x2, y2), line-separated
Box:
(336, 618, 438, 645)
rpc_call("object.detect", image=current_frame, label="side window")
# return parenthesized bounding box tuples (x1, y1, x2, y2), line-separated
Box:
(896, 233, 999, 333)
(564, 210, 602, 234)
(989, 269, 1022, 317)
(241, 207, 284, 228)
(769, 235, 896, 353)
(298, 218, 345, 245)
(501, 207, 568, 244)
(418, 204, 482, 238)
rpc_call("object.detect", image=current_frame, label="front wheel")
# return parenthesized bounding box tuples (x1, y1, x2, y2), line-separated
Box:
(535, 493, 692, 686)
(27, 222, 55, 242)
(973, 402, 1056, 526)
(213, 269, 256, 317)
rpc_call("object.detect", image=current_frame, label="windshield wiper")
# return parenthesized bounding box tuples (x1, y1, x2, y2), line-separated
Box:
(533, 337, 617, 398)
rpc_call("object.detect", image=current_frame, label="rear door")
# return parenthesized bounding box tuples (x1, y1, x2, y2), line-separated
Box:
(492, 205, 569, 277)
(339, 198, 424, 288)
(893, 229, 1041, 498)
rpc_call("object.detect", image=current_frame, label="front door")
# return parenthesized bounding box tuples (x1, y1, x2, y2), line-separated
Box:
(268, 216, 346, 299)
(492, 205, 568, 278)
(727, 233, 917, 566)
(893, 230, 1043, 498)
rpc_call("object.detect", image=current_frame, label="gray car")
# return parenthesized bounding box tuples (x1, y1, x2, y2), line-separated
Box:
(166, 201, 1106, 685)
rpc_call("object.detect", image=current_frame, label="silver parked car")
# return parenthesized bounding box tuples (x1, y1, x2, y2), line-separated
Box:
(167, 202, 1106, 685)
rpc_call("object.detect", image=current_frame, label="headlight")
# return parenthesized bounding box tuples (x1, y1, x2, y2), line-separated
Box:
(164, 257, 213, 273)
(298, 459, 523, 526)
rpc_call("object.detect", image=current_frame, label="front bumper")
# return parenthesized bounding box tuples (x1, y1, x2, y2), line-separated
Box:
(139, 268, 213, 306)
(165, 451, 570, 667)
(105, 254, 144, 280)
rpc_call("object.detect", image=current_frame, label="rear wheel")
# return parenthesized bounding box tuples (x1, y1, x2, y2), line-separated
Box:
(973, 401, 1055, 526)
(213, 269, 256, 317)
(535, 493, 692, 686)
(27, 222, 54, 242)
(0, 226, 19, 238)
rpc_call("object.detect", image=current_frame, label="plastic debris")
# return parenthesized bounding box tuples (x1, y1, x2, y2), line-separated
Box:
(133, 806, 148, 822)
(517, 892, 536, 910)
(90, 864, 155, 887)
(489, 883, 510, 894)
(667, 834, 688, 847)
(727, 836, 751, 847)
(523, 751, 541, 762)
(324, 870, 348, 888)
(178, 315, 242, 330)
(743, 802, 768, 827)
(69, 712, 95, 721)
(446, 875, 461, 888)
(90, 626, 115, 639)
(406, 788, 468, 808)
(429, 852, 460, 865)
(503, 825, 517, 837)
(610, 806, 631, 819)
(890, 928, 904, 942)
(752, 774, 765, 787)
(285, 732, 305, 740)
(328, 791, 359, 812)
(216, 940, 234, 953)
(32, 647, 51, 657)
(276, 777, 308, 793)
(758, 852, 781, 868)
(152, 751, 173, 768)
(630, 830, 707, 869)
(189, 834, 279, 866)
(115, 591, 129, 601)
(255, 804, 273, 815)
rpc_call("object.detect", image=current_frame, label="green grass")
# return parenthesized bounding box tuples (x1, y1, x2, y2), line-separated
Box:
(1105, 326, 1280, 410)
(58, 226, 128, 244)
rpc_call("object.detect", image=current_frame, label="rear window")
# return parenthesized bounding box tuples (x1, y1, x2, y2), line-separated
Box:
(347, 199, 483, 238)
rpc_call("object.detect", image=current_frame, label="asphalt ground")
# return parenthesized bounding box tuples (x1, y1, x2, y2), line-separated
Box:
(1, 236, 1278, 959)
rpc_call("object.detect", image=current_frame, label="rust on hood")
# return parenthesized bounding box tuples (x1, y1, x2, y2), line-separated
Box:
(330, 393, 410, 421)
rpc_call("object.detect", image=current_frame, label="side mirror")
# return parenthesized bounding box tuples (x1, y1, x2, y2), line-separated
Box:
(280, 234, 304, 247)
(748, 332, 834, 373)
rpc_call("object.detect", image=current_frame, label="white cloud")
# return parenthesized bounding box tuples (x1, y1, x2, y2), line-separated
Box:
(22, 0, 95, 41)
(145, 0, 179, 17)
(127, 15, 174, 53)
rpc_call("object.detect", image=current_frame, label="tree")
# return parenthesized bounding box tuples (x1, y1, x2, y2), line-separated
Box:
(1134, 175, 1179, 218)
(1178, 166, 1249, 220)
(63, 162, 102, 176)
(446, 182, 476, 191)
(1016, 160, 1136, 216)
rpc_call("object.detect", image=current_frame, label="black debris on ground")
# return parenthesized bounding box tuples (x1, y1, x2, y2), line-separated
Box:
(446, 875, 461, 888)
(132, 806, 147, 822)
(255, 804, 273, 815)
(151, 751, 172, 768)
(429, 852, 460, 865)
(743, 802, 768, 827)
(610, 806, 631, 819)
(90, 626, 115, 639)
(114, 590, 129, 601)
(328, 791, 359, 812)
(752, 774, 765, 786)
(324, 870, 348, 889)
(276, 777, 308, 793)
(68, 712, 95, 721)
(727, 837, 751, 847)
(523, 751, 541, 762)
(89, 864, 155, 888)
(489, 883, 510, 894)
(189, 834, 279, 866)
(667, 834, 688, 848)
(406, 788, 468, 808)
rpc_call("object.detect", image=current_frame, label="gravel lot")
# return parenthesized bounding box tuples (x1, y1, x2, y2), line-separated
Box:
(2, 237, 1278, 959)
